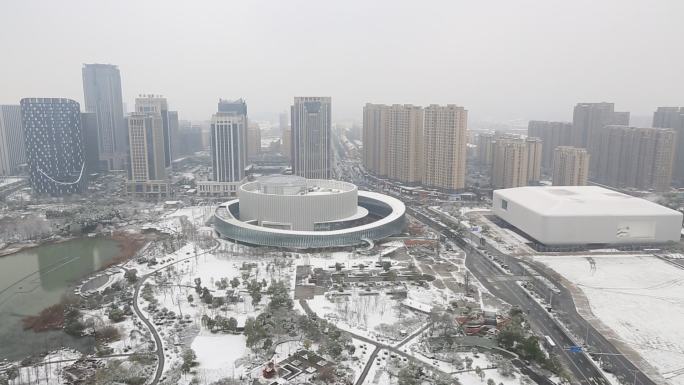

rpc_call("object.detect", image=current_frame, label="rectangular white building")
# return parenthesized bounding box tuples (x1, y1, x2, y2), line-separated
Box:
(492, 186, 683, 245)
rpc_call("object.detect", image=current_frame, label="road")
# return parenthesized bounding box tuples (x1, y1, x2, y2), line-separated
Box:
(407, 205, 660, 385)
(129, 269, 165, 385)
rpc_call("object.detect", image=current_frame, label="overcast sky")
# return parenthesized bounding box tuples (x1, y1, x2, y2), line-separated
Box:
(1, 0, 682, 123)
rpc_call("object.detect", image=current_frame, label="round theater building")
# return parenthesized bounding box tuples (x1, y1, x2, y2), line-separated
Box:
(213, 175, 405, 248)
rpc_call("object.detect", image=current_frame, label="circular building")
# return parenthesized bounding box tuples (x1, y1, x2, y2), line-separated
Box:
(213, 176, 405, 248)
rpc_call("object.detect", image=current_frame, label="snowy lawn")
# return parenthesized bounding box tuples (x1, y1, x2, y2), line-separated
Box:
(535, 254, 684, 385)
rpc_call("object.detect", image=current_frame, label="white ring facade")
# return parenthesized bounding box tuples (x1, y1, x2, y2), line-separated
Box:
(213, 178, 406, 248)
(238, 177, 359, 231)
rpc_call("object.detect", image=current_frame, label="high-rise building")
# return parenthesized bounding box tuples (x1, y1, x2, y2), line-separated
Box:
(527, 120, 572, 172)
(491, 139, 528, 189)
(126, 112, 169, 197)
(653, 107, 684, 185)
(552, 146, 590, 186)
(175, 120, 205, 157)
(362, 103, 390, 177)
(525, 137, 543, 184)
(281, 127, 291, 161)
(135, 95, 174, 168)
(476, 132, 495, 167)
(291, 97, 332, 179)
(210, 112, 247, 182)
(572, 102, 630, 147)
(572, 103, 629, 176)
(592, 125, 676, 192)
(385, 105, 424, 184)
(279, 111, 288, 132)
(247, 122, 261, 159)
(422, 104, 467, 190)
(20, 98, 87, 196)
(80, 112, 100, 175)
(218, 98, 247, 116)
(0, 105, 25, 176)
(82, 63, 127, 170)
(168, 110, 179, 163)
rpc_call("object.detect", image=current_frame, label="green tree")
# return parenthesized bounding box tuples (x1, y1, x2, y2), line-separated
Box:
(230, 277, 240, 288)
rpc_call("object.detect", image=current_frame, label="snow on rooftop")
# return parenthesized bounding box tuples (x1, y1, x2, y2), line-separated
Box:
(495, 186, 681, 217)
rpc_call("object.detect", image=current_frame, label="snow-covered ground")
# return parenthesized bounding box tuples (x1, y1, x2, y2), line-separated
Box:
(535, 254, 684, 385)
(190, 333, 249, 383)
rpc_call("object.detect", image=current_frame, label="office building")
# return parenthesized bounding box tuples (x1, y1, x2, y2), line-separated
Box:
(81, 63, 127, 170)
(247, 122, 261, 159)
(291, 97, 332, 179)
(422, 104, 467, 190)
(0, 105, 25, 176)
(281, 127, 291, 161)
(362, 103, 390, 177)
(135, 95, 175, 168)
(653, 107, 684, 185)
(592, 125, 676, 192)
(525, 137, 543, 184)
(197, 112, 247, 198)
(218, 98, 247, 115)
(493, 186, 682, 246)
(491, 138, 528, 189)
(552, 146, 590, 186)
(527, 120, 572, 172)
(126, 112, 169, 197)
(80, 112, 100, 175)
(20, 98, 87, 196)
(279, 111, 288, 132)
(175, 120, 204, 157)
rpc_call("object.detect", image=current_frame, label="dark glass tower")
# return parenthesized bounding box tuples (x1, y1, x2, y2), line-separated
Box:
(20, 98, 87, 196)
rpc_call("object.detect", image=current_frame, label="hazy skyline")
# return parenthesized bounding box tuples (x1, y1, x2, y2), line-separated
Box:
(1, 0, 683, 123)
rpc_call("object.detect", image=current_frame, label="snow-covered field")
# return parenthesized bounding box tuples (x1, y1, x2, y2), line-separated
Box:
(535, 254, 684, 385)
(191, 333, 249, 383)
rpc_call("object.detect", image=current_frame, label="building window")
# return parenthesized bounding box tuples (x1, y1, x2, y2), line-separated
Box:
(501, 199, 508, 210)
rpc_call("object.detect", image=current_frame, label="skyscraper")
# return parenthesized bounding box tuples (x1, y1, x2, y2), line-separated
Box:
(81, 63, 127, 170)
(247, 122, 261, 160)
(211, 112, 247, 183)
(126, 112, 169, 197)
(592, 125, 676, 192)
(653, 107, 684, 185)
(525, 137, 543, 184)
(291, 97, 332, 179)
(362, 103, 390, 177)
(20, 98, 87, 196)
(527, 120, 572, 172)
(218, 98, 248, 115)
(422, 104, 467, 190)
(0, 105, 25, 176)
(552, 146, 590, 186)
(491, 138, 528, 189)
(135, 95, 175, 168)
(281, 127, 291, 162)
(80, 112, 100, 175)
(279, 111, 289, 132)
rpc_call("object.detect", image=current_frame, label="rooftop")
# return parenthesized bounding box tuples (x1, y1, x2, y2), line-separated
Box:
(495, 186, 682, 217)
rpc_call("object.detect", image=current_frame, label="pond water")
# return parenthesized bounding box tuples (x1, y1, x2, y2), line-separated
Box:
(0, 237, 123, 361)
